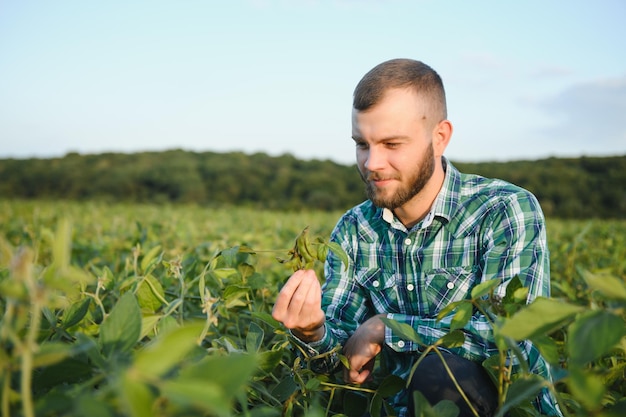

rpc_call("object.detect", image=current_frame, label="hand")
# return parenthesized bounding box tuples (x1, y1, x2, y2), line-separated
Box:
(343, 314, 385, 384)
(272, 269, 325, 342)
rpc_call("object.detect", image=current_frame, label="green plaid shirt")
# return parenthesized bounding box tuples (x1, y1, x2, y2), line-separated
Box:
(297, 158, 561, 416)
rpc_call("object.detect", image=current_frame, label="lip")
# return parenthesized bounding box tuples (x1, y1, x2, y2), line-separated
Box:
(371, 178, 394, 187)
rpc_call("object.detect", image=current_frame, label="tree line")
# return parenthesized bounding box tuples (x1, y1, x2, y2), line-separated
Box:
(1, 150, 624, 218)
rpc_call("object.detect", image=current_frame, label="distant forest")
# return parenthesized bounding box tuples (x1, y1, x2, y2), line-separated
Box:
(1, 150, 624, 219)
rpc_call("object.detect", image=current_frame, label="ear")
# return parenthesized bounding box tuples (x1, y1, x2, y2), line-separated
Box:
(432, 119, 453, 157)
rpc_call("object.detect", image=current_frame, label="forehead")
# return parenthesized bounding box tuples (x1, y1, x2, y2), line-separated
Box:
(351, 88, 429, 139)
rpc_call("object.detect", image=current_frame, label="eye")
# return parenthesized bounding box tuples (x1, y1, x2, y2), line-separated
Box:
(354, 140, 368, 150)
(385, 142, 400, 149)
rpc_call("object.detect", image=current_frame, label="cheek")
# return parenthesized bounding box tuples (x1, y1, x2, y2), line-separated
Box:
(356, 149, 368, 168)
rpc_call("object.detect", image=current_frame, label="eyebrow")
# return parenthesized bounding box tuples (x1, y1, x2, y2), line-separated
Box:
(351, 134, 409, 142)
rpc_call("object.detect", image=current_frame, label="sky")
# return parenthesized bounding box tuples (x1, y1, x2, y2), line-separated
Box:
(0, 0, 625, 166)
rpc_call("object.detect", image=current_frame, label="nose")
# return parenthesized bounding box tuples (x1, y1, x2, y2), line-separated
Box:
(363, 146, 385, 172)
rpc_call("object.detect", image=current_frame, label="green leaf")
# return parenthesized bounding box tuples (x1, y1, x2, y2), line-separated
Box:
(567, 310, 625, 366)
(471, 278, 500, 299)
(597, 398, 626, 417)
(250, 311, 281, 329)
(256, 350, 283, 374)
(162, 354, 256, 417)
(502, 276, 524, 304)
(223, 284, 250, 308)
(99, 291, 142, 357)
(499, 298, 583, 340)
(481, 354, 501, 387)
(305, 377, 321, 390)
(376, 374, 405, 398)
(209, 268, 238, 281)
(73, 395, 115, 417)
(567, 367, 606, 411)
(75, 333, 106, 369)
(32, 358, 93, 392)
(140, 245, 162, 273)
(327, 241, 350, 271)
(120, 375, 155, 417)
(432, 400, 461, 417)
(246, 321, 264, 353)
(436, 300, 466, 321)
(583, 270, 626, 301)
(134, 322, 204, 379)
(413, 391, 444, 417)
(530, 334, 560, 366)
(495, 375, 545, 417)
(497, 336, 531, 374)
(32, 342, 76, 368)
(339, 353, 350, 369)
(161, 380, 229, 416)
(369, 393, 383, 417)
(380, 316, 422, 344)
(136, 274, 166, 313)
(238, 262, 255, 279)
(61, 297, 91, 329)
(140, 314, 162, 339)
(450, 302, 472, 331)
(270, 374, 298, 402)
(436, 330, 466, 349)
(178, 353, 257, 394)
(52, 218, 71, 270)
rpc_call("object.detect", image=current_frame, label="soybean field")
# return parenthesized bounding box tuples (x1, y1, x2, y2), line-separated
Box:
(1, 200, 624, 417)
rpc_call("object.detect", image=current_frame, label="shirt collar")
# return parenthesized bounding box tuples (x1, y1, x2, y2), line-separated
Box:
(430, 156, 461, 223)
(379, 156, 461, 228)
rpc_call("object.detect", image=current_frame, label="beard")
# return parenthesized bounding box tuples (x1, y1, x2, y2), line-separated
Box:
(361, 143, 435, 210)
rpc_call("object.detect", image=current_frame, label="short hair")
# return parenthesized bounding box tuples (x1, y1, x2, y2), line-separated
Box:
(353, 58, 447, 121)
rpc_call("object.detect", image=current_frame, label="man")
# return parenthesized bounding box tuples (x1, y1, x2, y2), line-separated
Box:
(272, 58, 561, 416)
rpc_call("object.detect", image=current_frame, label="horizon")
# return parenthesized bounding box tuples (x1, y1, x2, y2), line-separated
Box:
(1, 147, 624, 167)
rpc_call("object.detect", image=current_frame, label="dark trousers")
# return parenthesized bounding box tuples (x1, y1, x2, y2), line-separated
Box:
(408, 352, 499, 417)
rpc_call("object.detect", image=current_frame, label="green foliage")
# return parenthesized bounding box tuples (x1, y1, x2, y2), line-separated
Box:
(1, 151, 625, 217)
(454, 155, 626, 219)
(0, 200, 625, 417)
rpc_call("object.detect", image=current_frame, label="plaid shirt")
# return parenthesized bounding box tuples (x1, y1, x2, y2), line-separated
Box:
(295, 158, 561, 416)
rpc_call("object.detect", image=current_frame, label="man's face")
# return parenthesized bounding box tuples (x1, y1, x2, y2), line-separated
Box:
(352, 88, 436, 210)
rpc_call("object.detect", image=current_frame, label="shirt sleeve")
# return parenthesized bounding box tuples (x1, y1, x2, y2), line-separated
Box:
(295, 211, 379, 374)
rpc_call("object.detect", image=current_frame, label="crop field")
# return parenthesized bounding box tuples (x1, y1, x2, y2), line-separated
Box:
(1, 199, 625, 417)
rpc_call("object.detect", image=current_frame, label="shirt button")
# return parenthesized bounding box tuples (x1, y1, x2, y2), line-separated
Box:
(447, 282, 455, 290)
(404, 238, 411, 245)
(397, 340, 405, 348)
(407, 284, 414, 291)
(372, 280, 380, 288)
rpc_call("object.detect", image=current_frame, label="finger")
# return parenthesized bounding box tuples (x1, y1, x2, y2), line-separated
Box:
(285, 273, 323, 329)
(344, 360, 371, 384)
(288, 272, 319, 314)
(272, 270, 308, 321)
(272, 270, 321, 328)
(344, 351, 366, 383)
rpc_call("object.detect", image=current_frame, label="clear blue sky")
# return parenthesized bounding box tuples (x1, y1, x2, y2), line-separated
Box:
(1, 0, 624, 165)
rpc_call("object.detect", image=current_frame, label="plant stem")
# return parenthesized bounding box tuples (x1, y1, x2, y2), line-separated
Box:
(2, 370, 10, 417)
(319, 382, 377, 394)
(21, 293, 42, 417)
(432, 348, 479, 417)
